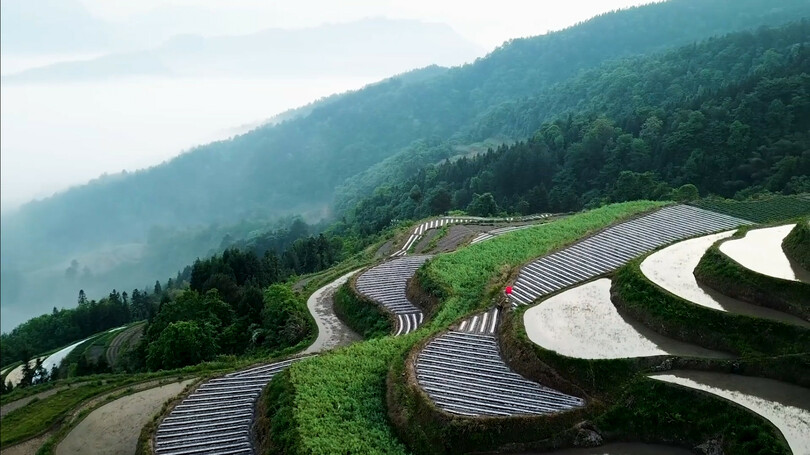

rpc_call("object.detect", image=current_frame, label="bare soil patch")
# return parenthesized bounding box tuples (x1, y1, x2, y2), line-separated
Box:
(106, 324, 144, 367)
(55, 379, 195, 455)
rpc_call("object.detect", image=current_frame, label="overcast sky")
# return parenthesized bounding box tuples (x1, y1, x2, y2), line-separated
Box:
(79, 0, 658, 50)
(2, 0, 657, 212)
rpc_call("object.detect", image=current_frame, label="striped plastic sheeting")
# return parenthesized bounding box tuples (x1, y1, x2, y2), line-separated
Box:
(392, 214, 553, 257)
(155, 357, 308, 455)
(416, 330, 583, 416)
(510, 205, 751, 306)
(355, 255, 432, 335)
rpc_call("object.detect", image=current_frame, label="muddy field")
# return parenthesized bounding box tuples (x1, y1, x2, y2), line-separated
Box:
(720, 224, 810, 282)
(640, 231, 809, 327)
(523, 279, 729, 359)
(650, 371, 810, 455)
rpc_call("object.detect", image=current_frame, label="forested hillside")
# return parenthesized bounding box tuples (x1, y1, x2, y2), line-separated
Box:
(3, 0, 809, 331)
(342, 21, 810, 233)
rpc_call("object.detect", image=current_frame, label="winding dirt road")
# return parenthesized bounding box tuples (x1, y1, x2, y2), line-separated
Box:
(302, 270, 362, 354)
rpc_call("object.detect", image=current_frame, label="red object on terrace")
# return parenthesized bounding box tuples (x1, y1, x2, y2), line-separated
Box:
(505, 286, 513, 295)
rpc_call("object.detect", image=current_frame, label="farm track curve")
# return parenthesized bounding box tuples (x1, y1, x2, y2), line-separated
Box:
(302, 270, 362, 354)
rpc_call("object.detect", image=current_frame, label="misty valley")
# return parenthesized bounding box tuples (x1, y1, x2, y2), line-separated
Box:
(1, 1, 809, 454)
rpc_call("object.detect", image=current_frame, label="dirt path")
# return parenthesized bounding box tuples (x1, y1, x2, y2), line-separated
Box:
(106, 323, 145, 367)
(55, 379, 194, 455)
(302, 270, 362, 354)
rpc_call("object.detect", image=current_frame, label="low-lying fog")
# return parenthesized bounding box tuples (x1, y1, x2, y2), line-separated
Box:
(0, 74, 375, 212)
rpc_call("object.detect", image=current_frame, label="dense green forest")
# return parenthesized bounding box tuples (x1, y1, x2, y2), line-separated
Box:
(0, 232, 344, 373)
(341, 22, 810, 233)
(3, 1, 810, 377)
(3, 0, 809, 334)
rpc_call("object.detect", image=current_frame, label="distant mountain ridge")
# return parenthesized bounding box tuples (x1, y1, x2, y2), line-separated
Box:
(3, 0, 810, 331)
(2, 18, 483, 83)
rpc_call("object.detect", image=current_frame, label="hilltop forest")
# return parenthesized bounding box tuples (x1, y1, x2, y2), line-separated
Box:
(2, 0, 810, 331)
(0, 0, 809, 346)
(343, 22, 810, 234)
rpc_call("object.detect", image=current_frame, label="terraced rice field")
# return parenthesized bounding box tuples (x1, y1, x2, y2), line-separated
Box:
(392, 217, 475, 257)
(720, 224, 810, 283)
(641, 232, 810, 327)
(470, 224, 537, 244)
(56, 379, 195, 455)
(355, 256, 431, 335)
(457, 307, 500, 335)
(106, 323, 146, 367)
(3, 360, 40, 387)
(523, 279, 730, 359)
(650, 371, 810, 455)
(510, 205, 750, 306)
(392, 214, 553, 257)
(415, 328, 584, 416)
(154, 358, 306, 455)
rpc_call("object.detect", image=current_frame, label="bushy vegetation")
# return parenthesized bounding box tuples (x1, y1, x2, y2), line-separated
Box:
(1, 290, 133, 371)
(782, 219, 810, 269)
(596, 379, 790, 455)
(262, 202, 663, 453)
(332, 284, 394, 339)
(341, 22, 810, 233)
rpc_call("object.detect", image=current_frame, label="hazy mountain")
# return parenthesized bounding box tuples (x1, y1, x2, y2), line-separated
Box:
(2, 18, 484, 83)
(0, 0, 112, 55)
(3, 0, 809, 331)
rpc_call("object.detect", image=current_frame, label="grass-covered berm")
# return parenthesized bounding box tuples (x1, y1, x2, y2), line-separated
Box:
(260, 201, 672, 454)
(782, 219, 810, 271)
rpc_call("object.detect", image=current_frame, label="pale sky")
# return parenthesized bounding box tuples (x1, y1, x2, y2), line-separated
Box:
(79, 0, 658, 49)
(2, 0, 658, 211)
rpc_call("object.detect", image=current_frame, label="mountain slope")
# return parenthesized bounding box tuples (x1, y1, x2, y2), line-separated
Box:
(342, 21, 810, 233)
(3, 0, 810, 331)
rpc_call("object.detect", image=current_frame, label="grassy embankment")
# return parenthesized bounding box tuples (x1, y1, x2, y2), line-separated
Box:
(261, 201, 668, 454)
(782, 218, 810, 270)
(694, 226, 810, 321)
